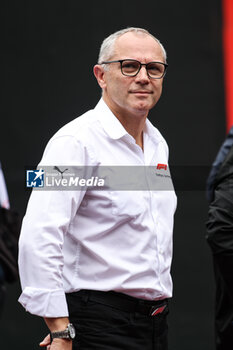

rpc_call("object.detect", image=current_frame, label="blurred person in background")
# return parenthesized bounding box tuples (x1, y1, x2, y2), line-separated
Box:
(206, 126, 233, 349)
(0, 161, 9, 316)
(0, 162, 21, 317)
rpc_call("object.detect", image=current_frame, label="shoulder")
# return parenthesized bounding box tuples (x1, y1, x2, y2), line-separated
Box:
(40, 107, 101, 165)
(52, 108, 99, 141)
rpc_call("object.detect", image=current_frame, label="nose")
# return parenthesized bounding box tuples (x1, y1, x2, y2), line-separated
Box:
(135, 65, 150, 84)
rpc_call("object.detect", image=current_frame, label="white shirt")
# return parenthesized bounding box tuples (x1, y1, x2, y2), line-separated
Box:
(18, 98, 177, 317)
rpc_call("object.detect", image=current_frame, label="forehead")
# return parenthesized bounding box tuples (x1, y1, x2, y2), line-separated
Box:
(114, 32, 164, 62)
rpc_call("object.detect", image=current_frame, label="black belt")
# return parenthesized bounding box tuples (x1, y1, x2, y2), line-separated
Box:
(72, 289, 168, 317)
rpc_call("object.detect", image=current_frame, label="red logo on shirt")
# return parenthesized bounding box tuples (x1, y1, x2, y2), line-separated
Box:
(156, 163, 167, 170)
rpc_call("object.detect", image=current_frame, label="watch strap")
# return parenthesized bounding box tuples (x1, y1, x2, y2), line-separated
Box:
(50, 323, 75, 341)
(50, 329, 70, 341)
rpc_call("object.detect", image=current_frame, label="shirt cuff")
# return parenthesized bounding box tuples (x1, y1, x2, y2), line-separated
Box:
(18, 287, 69, 317)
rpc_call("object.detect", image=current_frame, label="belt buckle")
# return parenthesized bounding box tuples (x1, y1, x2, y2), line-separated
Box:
(150, 304, 166, 316)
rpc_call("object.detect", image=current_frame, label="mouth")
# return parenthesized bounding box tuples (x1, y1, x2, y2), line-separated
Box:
(130, 90, 152, 95)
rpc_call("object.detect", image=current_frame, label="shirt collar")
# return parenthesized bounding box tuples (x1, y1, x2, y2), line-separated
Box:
(143, 118, 163, 145)
(95, 98, 162, 145)
(95, 98, 128, 140)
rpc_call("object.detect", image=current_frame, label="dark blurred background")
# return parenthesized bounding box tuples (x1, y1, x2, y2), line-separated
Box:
(1, 0, 226, 348)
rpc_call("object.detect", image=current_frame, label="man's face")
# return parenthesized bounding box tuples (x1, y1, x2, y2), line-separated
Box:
(97, 32, 166, 119)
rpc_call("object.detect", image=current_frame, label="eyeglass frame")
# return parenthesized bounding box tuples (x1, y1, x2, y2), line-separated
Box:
(100, 59, 168, 79)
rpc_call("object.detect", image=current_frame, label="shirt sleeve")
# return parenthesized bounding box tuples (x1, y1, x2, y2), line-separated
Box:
(18, 135, 94, 317)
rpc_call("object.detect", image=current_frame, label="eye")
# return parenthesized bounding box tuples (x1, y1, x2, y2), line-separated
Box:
(147, 63, 162, 73)
(122, 60, 139, 73)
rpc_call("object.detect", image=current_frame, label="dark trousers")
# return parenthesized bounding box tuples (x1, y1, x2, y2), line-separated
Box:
(66, 290, 169, 350)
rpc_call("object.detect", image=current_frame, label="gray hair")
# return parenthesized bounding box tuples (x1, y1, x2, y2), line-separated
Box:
(97, 27, 167, 66)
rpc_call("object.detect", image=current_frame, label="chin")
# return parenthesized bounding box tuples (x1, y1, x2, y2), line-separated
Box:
(134, 102, 151, 112)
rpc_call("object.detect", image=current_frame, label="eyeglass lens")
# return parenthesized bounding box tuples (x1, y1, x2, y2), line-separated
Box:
(121, 60, 165, 78)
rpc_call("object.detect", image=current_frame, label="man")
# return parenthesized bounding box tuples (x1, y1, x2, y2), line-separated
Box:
(18, 27, 177, 350)
(206, 126, 233, 349)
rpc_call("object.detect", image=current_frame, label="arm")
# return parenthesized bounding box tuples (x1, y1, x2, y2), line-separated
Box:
(206, 182, 233, 301)
(18, 135, 95, 345)
(19, 136, 89, 316)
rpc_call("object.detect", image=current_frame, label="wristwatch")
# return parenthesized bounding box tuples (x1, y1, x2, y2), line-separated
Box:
(50, 323, 76, 341)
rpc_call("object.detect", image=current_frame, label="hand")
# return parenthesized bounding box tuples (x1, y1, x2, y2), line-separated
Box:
(39, 334, 72, 350)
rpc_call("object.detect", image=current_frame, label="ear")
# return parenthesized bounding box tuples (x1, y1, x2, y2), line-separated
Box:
(93, 64, 107, 89)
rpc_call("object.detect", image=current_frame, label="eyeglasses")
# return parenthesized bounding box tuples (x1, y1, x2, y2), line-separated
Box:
(100, 59, 168, 79)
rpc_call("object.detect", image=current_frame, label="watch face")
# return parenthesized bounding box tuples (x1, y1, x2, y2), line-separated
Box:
(68, 324, 76, 339)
